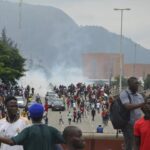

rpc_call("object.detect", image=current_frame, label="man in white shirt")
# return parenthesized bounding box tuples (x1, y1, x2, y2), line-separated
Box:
(0, 96, 29, 150)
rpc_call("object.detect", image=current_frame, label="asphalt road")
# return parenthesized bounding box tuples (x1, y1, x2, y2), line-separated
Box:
(47, 107, 116, 134)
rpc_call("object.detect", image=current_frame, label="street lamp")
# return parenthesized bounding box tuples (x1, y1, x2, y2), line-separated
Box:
(133, 44, 137, 76)
(114, 8, 131, 92)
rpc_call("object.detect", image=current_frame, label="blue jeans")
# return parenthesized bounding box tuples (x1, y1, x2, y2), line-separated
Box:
(121, 123, 134, 150)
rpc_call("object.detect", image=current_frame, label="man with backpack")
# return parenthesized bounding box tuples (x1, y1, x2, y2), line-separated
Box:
(119, 77, 146, 150)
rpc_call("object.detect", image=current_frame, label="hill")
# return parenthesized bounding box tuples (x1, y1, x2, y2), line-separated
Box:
(0, 1, 150, 74)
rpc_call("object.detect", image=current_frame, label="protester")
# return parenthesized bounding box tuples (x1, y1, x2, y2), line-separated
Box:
(67, 111, 72, 125)
(44, 101, 49, 114)
(96, 125, 103, 133)
(63, 126, 85, 150)
(0, 96, 29, 150)
(43, 101, 49, 125)
(43, 111, 48, 125)
(73, 108, 77, 122)
(0, 103, 64, 150)
(76, 110, 82, 123)
(120, 77, 146, 150)
(59, 111, 64, 125)
(91, 108, 96, 121)
(101, 108, 109, 126)
(134, 98, 150, 150)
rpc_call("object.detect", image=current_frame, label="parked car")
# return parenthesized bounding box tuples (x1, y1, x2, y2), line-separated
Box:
(51, 100, 65, 111)
(16, 96, 26, 108)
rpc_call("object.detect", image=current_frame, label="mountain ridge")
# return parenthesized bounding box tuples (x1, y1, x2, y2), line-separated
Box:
(0, 1, 150, 72)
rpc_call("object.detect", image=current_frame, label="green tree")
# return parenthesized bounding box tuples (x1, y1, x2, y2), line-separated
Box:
(112, 76, 128, 89)
(0, 29, 26, 85)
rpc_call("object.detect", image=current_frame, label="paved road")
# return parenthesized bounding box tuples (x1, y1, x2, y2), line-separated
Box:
(47, 108, 116, 134)
(43, 89, 150, 134)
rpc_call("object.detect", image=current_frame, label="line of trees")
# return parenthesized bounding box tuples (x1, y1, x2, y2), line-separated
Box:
(0, 28, 26, 85)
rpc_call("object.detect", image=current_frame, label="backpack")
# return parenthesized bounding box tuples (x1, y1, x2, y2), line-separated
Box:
(109, 91, 131, 130)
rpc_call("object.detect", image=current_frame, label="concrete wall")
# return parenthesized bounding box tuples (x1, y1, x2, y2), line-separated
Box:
(62, 133, 124, 150)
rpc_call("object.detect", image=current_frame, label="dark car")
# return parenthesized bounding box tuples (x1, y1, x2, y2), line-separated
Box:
(47, 99, 55, 108)
(51, 100, 65, 111)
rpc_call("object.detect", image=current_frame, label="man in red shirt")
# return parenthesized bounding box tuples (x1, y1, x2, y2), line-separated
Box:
(134, 98, 150, 150)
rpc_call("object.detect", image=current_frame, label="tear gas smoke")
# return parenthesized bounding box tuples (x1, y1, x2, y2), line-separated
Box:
(19, 66, 87, 96)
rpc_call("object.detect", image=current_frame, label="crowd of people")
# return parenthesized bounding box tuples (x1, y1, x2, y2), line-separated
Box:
(0, 77, 150, 150)
(53, 83, 111, 126)
(0, 84, 35, 119)
(48, 78, 150, 150)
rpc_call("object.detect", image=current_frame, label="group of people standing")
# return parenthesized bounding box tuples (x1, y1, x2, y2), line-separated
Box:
(0, 76, 150, 150)
(54, 82, 111, 128)
(0, 96, 85, 150)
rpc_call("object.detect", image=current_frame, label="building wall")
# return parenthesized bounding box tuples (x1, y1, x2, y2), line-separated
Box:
(124, 64, 150, 78)
(82, 53, 150, 79)
(82, 53, 123, 79)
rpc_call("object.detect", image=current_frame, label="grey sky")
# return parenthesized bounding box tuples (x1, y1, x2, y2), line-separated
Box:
(8, 0, 150, 49)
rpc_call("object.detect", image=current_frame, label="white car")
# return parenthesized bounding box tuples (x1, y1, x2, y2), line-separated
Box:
(45, 91, 58, 102)
(16, 96, 26, 108)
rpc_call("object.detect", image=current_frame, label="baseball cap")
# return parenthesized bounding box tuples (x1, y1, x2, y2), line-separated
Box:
(29, 103, 44, 119)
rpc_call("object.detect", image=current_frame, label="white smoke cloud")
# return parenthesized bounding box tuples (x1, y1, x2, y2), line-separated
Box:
(18, 66, 87, 96)
(19, 69, 49, 97)
(50, 65, 87, 86)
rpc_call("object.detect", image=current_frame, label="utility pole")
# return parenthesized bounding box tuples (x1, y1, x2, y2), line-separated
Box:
(114, 8, 131, 92)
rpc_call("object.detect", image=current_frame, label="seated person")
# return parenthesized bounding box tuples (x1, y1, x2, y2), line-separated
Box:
(96, 125, 103, 133)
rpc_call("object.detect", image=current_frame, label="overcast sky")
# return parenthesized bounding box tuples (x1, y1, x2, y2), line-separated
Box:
(9, 0, 150, 50)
